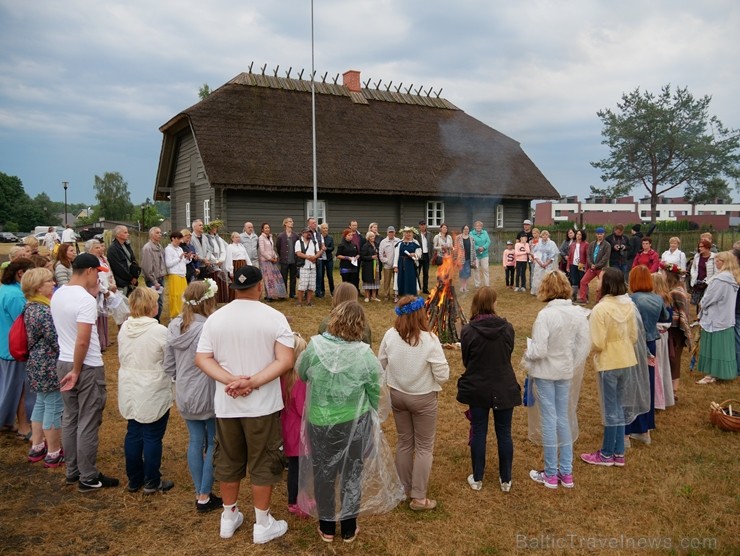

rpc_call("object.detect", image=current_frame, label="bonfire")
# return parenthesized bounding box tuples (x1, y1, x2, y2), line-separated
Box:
(425, 253, 467, 345)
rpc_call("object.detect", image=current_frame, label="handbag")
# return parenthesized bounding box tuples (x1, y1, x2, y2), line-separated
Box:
(8, 308, 29, 361)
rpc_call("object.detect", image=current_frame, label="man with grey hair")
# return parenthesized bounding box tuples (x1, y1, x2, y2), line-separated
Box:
(140, 226, 166, 320)
(107, 225, 140, 295)
(239, 222, 260, 268)
(190, 219, 211, 277)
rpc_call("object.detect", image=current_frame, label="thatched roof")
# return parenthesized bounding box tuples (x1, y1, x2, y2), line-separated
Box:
(155, 71, 559, 200)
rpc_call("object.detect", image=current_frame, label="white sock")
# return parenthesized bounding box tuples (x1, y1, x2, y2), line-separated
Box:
(46, 448, 62, 458)
(254, 507, 271, 527)
(222, 503, 238, 519)
(31, 442, 45, 452)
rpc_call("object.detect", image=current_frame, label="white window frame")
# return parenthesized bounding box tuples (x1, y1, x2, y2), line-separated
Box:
(185, 202, 191, 228)
(306, 200, 326, 224)
(496, 205, 504, 228)
(203, 200, 210, 224)
(426, 201, 444, 228)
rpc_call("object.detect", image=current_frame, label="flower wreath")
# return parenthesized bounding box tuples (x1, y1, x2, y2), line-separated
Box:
(185, 277, 218, 306)
(395, 296, 426, 316)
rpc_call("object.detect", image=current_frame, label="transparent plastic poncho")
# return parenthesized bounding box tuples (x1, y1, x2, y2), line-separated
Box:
(296, 333, 404, 521)
(523, 302, 591, 447)
(593, 295, 651, 426)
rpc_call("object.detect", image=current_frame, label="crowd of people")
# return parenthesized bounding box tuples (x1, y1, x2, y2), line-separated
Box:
(1, 215, 738, 547)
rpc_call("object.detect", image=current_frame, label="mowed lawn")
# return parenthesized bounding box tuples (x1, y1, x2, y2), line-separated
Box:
(1, 263, 739, 556)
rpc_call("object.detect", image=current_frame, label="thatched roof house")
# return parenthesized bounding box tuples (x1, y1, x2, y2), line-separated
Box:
(154, 68, 558, 232)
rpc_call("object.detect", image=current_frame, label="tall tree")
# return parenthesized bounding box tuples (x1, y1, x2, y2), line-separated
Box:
(94, 172, 134, 221)
(590, 85, 740, 223)
(0, 171, 45, 231)
(683, 177, 733, 204)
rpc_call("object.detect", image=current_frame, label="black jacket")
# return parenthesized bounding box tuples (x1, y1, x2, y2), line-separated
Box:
(107, 240, 140, 289)
(458, 315, 522, 409)
(336, 239, 358, 273)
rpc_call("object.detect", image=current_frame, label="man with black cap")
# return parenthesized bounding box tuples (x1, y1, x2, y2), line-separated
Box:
(414, 221, 432, 294)
(628, 224, 643, 262)
(52, 253, 120, 492)
(195, 265, 293, 544)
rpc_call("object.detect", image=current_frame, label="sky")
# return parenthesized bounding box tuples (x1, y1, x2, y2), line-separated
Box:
(1, 0, 739, 208)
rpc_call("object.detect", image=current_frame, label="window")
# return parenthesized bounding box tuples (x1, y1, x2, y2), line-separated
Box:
(496, 205, 504, 228)
(203, 200, 210, 224)
(426, 201, 444, 227)
(185, 202, 191, 228)
(306, 200, 326, 224)
(554, 209, 562, 217)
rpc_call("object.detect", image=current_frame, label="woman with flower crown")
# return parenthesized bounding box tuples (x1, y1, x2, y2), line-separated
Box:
(163, 279, 221, 511)
(378, 296, 449, 511)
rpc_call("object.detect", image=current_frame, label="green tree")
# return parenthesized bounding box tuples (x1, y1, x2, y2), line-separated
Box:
(29, 192, 63, 225)
(590, 85, 740, 223)
(198, 83, 211, 100)
(0, 171, 45, 231)
(683, 177, 733, 204)
(94, 172, 134, 221)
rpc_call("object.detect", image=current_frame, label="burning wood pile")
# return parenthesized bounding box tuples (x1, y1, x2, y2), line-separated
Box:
(425, 254, 467, 345)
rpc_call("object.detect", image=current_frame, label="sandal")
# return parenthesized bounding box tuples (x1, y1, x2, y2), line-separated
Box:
(409, 498, 437, 511)
(15, 430, 32, 441)
(342, 527, 360, 543)
(317, 528, 334, 543)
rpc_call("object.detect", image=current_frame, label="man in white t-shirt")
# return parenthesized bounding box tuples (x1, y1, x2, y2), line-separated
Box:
(195, 265, 294, 544)
(61, 224, 76, 244)
(51, 253, 120, 493)
(295, 227, 318, 307)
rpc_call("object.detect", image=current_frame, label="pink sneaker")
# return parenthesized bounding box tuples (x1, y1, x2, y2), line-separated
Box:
(287, 504, 310, 519)
(580, 451, 614, 466)
(529, 470, 558, 489)
(557, 472, 574, 488)
(612, 454, 625, 467)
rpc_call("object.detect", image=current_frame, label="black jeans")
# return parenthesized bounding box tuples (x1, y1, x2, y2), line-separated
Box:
(287, 456, 299, 505)
(469, 406, 513, 483)
(505, 266, 515, 286)
(280, 263, 297, 298)
(340, 270, 359, 291)
(417, 253, 430, 292)
(309, 414, 369, 538)
(515, 262, 527, 288)
(320, 259, 335, 296)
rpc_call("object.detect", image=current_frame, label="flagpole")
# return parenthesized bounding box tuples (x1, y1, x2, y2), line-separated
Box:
(311, 0, 318, 221)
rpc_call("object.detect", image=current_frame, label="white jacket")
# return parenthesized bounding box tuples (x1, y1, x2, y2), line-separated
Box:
(118, 316, 172, 423)
(523, 299, 591, 380)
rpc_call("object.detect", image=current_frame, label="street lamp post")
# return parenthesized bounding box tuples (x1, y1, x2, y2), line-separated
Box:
(63, 181, 69, 226)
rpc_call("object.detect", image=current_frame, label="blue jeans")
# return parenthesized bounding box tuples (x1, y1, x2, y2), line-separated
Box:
(31, 391, 64, 430)
(185, 418, 216, 496)
(611, 262, 629, 281)
(315, 260, 325, 296)
(533, 378, 573, 476)
(124, 410, 170, 488)
(598, 371, 625, 457)
(469, 406, 513, 483)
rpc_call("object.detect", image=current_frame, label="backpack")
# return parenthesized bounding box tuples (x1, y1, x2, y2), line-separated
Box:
(8, 308, 29, 362)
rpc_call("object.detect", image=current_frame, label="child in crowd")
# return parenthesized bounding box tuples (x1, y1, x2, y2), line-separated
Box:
(514, 233, 530, 292)
(503, 241, 516, 288)
(117, 286, 174, 494)
(281, 333, 309, 517)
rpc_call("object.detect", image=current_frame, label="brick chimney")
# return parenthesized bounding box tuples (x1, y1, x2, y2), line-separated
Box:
(342, 70, 361, 92)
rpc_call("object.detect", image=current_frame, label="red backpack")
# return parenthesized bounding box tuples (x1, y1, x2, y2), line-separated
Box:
(8, 308, 29, 362)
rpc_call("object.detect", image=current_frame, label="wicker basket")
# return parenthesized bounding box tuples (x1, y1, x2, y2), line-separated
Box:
(709, 400, 740, 432)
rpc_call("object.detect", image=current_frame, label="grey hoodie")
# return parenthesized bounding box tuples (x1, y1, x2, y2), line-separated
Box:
(163, 314, 216, 420)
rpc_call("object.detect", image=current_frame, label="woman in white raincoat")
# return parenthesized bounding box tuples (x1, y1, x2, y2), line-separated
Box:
(297, 300, 403, 543)
(530, 231, 560, 296)
(523, 270, 590, 489)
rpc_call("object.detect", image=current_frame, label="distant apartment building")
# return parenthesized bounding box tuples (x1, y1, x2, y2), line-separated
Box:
(534, 195, 740, 229)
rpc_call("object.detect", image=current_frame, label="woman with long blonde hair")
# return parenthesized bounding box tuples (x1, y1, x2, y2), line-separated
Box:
(696, 251, 740, 384)
(163, 279, 221, 510)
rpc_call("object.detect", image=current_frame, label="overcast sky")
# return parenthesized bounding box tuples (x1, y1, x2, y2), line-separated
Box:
(1, 0, 738, 208)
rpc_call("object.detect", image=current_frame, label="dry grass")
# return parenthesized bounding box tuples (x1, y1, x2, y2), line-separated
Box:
(1, 265, 739, 555)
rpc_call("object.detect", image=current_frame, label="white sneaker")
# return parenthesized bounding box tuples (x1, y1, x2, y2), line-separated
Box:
(467, 474, 482, 491)
(500, 478, 513, 492)
(220, 509, 244, 539)
(253, 514, 288, 544)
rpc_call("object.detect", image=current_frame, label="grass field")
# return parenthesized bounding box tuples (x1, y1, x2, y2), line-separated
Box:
(1, 262, 739, 556)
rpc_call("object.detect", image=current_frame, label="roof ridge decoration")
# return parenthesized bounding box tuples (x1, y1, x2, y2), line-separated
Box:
(226, 62, 457, 110)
